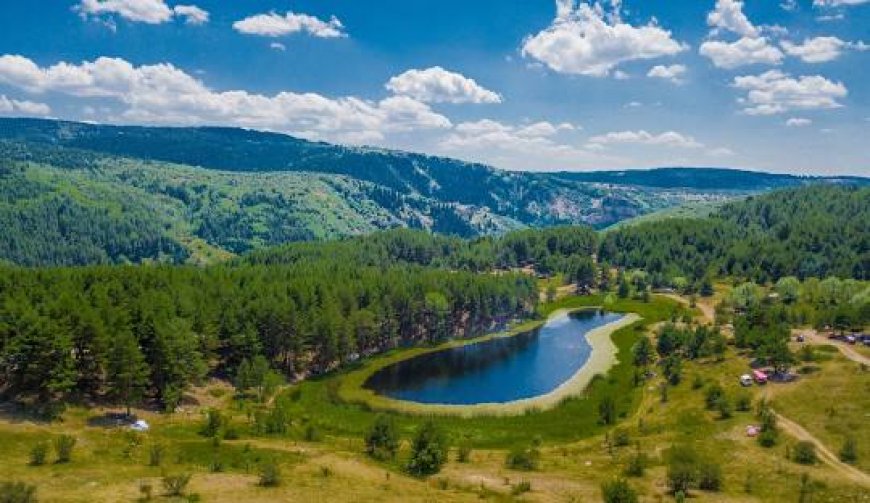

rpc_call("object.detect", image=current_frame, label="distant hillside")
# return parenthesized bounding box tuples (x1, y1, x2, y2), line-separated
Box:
(555, 167, 866, 191)
(0, 118, 864, 267)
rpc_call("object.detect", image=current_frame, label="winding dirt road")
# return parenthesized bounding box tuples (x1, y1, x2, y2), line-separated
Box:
(794, 328, 870, 367)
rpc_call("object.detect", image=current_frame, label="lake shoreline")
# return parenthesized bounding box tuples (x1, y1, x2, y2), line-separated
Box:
(338, 307, 642, 417)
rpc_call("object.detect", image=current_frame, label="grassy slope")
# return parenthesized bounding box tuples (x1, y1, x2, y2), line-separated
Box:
(1, 295, 867, 502)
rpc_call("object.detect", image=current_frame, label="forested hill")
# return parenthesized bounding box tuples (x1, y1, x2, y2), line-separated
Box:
(554, 167, 867, 191)
(601, 184, 870, 285)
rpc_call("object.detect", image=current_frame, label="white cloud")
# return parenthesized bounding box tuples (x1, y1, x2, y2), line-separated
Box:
(437, 118, 599, 170)
(707, 0, 759, 38)
(172, 4, 208, 25)
(0, 55, 451, 144)
(813, 0, 869, 6)
(0, 94, 51, 116)
(780, 0, 798, 11)
(781, 36, 867, 62)
(708, 147, 736, 156)
(786, 117, 812, 126)
(700, 37, 784, 69)
(270, 42, 286, 51)
(587, 130, 703, 148)
(385, 67, 502, 104)
(75, 0, 208, 25)
(520, 1, 686, 77)
(816, 13, 845, 21)
(732, 70, 847, 115)
(647, 64, 686, 84)
(233, 11, 345, 38)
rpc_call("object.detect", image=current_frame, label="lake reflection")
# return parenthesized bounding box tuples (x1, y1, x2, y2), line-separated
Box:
(364, 310, 623, 404)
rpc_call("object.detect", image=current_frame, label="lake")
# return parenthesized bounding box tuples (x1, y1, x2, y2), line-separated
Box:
(363, 309, 624, 405)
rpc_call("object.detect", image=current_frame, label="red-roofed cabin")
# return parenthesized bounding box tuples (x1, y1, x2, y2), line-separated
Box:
(753, 370, 768, 384)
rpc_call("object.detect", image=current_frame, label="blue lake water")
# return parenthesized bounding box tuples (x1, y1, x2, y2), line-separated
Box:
(363, 309, 623, 405)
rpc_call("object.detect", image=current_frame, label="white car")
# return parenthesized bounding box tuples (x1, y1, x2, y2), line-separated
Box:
(739, 374, 753, 387)
(129, 420, 150, 432)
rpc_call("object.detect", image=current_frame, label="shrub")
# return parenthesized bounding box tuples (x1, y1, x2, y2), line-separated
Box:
(200, 409, 223, 438)
(303, 424, 321, 442)
(138, 480, 153, 501)
(456, 442, 472, 463)
(839, 437, 858, 465)
(698, 462, 722, 491)
(704, 384, 724, 410)
(598, 395, 617, 425)
(612, 428, 630, 447)
(758, 429, 778, 448)
(510, 480, 532, 496)
(259, 460, 282, 487)
(53, 435, 76, 463)
(505, 444, 540, 471)
(29, 442, 48, 466)
(623, 451, 646, 477)
(691, 375, 705, 390)
(666, 445, 698, 495)
(601, 477, 638, 503)
(0, 481, 37, 503)
(717, 397, 733, 420)
(148, 443, 164, 467)
(364, 414, 399, 461)
(735, 393, 752, 412)
(793, 441, 817, 465)
(406, 421, 449, 476)
(161, 473, 191, 497)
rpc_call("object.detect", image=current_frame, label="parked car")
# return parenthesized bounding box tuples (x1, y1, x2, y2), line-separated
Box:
(795, 334, 805, 343)
(845, 335, 857, 345)
(740, 374, 753, 387)
(753, 370, 768, 384)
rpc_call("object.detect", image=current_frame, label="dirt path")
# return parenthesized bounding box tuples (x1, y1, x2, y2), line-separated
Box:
(774, 411, 870, 488)
(660, 293, 715, 324)
(795, 329, 870, 366)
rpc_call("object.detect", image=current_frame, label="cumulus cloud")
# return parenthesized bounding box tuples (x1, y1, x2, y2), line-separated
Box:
(521, 1, 686, 77)
(172, 4, 208, 25)
(587, 130, 703, 148)
(233, 11, 345, 38)
(647, 64, 686, 84)
(0, 55, 450, 144)
(0, 94, 51, 116)
(75, 0, 208, 25)
(385, 67, 502, 104)
(437, 118, 598, 170)
(785, 117, 812, 126)
(707, 0, 758, 38)
(732, 70, 847, 115)
(813, 0, 869, 6)
(700, 37, 784, 69)
(781, 36, 868, 62)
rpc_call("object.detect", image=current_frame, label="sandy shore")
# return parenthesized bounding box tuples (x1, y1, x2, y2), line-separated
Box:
(345, 309, 642, 417)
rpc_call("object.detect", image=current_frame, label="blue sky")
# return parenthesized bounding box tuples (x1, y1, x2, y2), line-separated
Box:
(0, 1, 867, 175)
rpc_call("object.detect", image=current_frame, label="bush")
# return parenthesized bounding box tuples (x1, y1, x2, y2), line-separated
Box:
(717, 397, 733, 420)
(406, 421, 449, 476)
(148, 443, 164, 467)
(612, 428, 630, 447)
(704, 384, 724, 410)
(735, 393, 752, 412)
(29, 442, 48, 466)
(623, 451, 646, 477)
(793, 441, 817, 465)
(259, 460, 282, 487)
(698, 462, 722, 491)
(303, 424, 321, 442)
(0, 481, 37, 503)
(506, 444, 540, 471)
(510, 480, 532, 496)
(456, 442, 472, 463)
(666, 445, 698, 495)
(53, 435, 76, 463)
(161, 473, 191, 497)
(757, 429, 778, 448)
(598, 395, 617, 425)
(200, 409, 223, 438)
(601, 477, 638, 503)
(364, 414, 399, 461)
(839, 437, 858, 465)
(692, 375, 704, 390)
